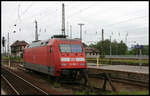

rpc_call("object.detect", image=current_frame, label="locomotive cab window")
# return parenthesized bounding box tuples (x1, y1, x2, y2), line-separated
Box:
(59, 44, 71, 52)
(59, 44, 82, 53)
(71, 44, 82, 52)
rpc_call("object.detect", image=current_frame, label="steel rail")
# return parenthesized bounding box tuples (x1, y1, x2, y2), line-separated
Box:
(1, 74, 20, 95)
(2, 67, 49, 95)
(88, 74, 148, 88)
(17, 64, 149, 90)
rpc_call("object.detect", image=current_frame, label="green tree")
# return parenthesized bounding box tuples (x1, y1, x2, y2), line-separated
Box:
(111, 40, 118, 55)
(128, 48, 137, 55)
(89, 43, 97, 48)
(128, 45, 149, 55)
(142, 45, 149, 55)
(88, 39, 128, 55)
(118, 40, 128, 55)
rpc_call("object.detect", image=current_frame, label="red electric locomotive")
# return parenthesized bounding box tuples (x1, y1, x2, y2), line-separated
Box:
(23, 35, 88, 84)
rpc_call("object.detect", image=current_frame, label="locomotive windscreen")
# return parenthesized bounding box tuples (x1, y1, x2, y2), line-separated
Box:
(59, 44, 82, 53)
(71, 45, 82, 52)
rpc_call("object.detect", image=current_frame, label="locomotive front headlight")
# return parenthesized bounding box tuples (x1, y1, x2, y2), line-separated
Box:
(61, 58, 70, 62)
(61, 63, 67, 66)
(76, 58, 85, 61)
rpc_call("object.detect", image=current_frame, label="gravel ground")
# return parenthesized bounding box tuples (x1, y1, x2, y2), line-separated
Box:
(2, 65, 74, 95)
(2, 63, 149, 95)
(88, 77, 148, 92)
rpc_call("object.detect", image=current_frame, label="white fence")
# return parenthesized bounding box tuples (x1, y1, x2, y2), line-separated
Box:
(105, 55, 149, 59)
(86, 54, 149, 59)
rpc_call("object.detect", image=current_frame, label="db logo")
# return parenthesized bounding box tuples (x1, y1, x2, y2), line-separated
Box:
(70, 58, 76, 61)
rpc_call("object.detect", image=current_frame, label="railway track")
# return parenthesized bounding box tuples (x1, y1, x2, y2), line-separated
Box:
(1, 67, 49, 95)
(88, 74, 149, 88)
(112, 77, 149, 88)
(2, 62, 148, 94)
(17, 64, 149, 90)
(16, 64, 109, 94)
(60, 81, 110, 95)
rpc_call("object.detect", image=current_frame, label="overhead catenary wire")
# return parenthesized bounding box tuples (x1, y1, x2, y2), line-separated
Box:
(103, 15, 147, 28)
(67, 2, 97, 19)
(5, 2, 148, 30)
(10, 3, 59, 27)
(36, 3, 95, 34)
(79, 14, 147, 32)
(20, 3, 34, 18)
(9, 3, 34, 27)
(14, 3, 148, 35)
(65, 3, 147, 29)
(3, 2, 148, 46)
(7, 3, 61, 41)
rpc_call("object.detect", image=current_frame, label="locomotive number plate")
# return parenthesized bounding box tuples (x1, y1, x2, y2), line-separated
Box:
(70, 58, 76, 61)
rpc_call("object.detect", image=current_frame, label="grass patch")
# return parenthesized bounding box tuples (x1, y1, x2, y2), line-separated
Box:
(2, 56, 23, 62)
(89, 81, 98, 87)
(75, 91, 97, 95)
(1, 62, 8, 65)
(53, 81, 61, 88)
(2, 56, 9, 60)
(88, 92, 97, 95)
(104, 90, 149, 95)
(86, 58, 149, 65)
(75, 91, 86, 95)
(112, 59, 148, 64)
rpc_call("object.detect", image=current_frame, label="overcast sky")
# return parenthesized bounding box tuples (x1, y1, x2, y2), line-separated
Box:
(1, 1, 149, 50)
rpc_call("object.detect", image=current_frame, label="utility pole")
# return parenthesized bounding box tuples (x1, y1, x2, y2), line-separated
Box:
(70, 25, 72, 39)
(7, 32, 10, 67)
(62, 3, 65, 35)
(110, 36, 112, 56)
(5, 38, 6, 56)
(7, 32, 9, 56)
(139, 48, 142, 69)
(102, 28, 104, 41)
(35, 20, 38, 41)
(67, 21, 69, 36)
(18, 4, 21, 22)
(125, 32, 128, 45)
(78, 23, 84, 41)
(2, 36, 5, 56)
(101, 28, 104, 58)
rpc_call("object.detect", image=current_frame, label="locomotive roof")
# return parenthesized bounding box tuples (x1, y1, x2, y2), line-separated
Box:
(27, 38, 81, 48)
(56, 38, 81, 41)
(28, 39, 50, 48)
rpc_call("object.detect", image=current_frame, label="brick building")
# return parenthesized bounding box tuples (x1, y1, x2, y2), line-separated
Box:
(85, 47, 100, 58)
(10, 40, 28, 57)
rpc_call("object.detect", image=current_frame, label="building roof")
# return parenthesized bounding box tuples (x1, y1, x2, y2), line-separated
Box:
(10, 40, 28, 47)
(85, 47, 100, 53)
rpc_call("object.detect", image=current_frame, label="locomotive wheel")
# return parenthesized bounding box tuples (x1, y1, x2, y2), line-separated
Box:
(72, 71, 77, 79)
(79, 70, 88, 86)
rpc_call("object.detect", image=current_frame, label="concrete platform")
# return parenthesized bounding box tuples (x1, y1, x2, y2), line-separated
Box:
(87, 63, 149, 75)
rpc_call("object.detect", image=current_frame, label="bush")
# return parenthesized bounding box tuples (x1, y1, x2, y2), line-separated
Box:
(53, 81, 60, 88)
(104, 90, 149, 95)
